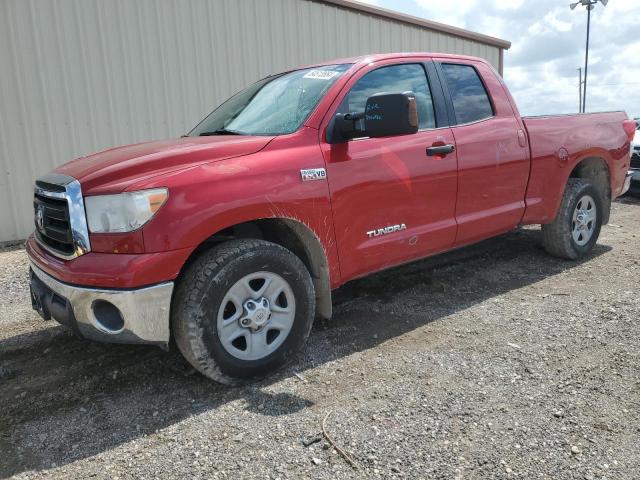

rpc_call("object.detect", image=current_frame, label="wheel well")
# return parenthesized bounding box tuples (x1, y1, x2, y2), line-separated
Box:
(182, 218, 332, 320)
(569, 157, 611, 224)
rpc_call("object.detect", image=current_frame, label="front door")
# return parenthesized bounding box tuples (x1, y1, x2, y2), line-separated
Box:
(320, 60, 459, 281)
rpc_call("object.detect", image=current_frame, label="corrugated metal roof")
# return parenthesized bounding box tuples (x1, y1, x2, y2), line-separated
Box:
(319, 0, 511, 49)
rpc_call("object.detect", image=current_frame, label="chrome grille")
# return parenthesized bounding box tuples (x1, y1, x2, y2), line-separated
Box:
(33, 174, 91, 260)
(34, 193, 74, 255)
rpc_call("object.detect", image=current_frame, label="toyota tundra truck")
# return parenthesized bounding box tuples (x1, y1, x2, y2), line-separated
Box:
(27, 53, 635, 384)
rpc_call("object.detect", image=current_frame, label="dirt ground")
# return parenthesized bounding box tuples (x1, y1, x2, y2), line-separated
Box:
(1, 198, 639, 480)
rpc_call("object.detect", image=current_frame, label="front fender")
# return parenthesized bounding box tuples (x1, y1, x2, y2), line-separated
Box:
(137, 128, 341, 287)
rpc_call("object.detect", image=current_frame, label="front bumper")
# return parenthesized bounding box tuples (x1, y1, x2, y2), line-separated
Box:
(30, 262, 173, 346)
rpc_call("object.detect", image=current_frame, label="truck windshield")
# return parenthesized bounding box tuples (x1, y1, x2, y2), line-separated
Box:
(190, 64, 351, 137)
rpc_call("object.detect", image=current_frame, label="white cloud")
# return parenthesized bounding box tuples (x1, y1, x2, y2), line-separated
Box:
(540, 11, 573, 34)
(494, 0, 525, 10)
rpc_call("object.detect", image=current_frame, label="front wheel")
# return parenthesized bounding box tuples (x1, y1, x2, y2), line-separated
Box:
(541, 178, 603, 260)
(171, 239, 315, 384)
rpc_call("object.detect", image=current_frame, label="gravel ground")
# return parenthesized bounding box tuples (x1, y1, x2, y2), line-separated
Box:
(1, 198, 639, 480)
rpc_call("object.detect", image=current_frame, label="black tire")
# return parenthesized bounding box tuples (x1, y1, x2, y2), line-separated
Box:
(541, 178, 603, 260)
(171, 239, 315, 384)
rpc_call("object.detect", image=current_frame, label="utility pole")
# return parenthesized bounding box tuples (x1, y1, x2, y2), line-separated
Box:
(570, 0, 608, 113)
(583, 4, 591, 113)
(577, 67, 583, 113)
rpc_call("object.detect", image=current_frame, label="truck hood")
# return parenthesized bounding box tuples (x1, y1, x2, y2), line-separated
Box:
(54, 135, 275, 194)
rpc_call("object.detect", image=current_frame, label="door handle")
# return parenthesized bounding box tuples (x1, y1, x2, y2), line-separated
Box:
(426, 144, 455, 156)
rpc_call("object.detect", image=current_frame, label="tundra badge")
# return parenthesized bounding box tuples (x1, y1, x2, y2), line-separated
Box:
(367, 224, 407, 238)
(300, 168, 327, 182)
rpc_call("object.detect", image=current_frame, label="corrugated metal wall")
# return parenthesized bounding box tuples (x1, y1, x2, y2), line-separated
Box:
(0, 0, 503, 242)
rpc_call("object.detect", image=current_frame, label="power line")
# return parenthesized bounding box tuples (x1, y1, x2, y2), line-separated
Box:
(587, 82, 640, 87)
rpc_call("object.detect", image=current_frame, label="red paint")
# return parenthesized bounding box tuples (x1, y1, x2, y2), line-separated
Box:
(623, 119, 636, 142)
(55, 136, 275, 194)
(442, 59, 530, 247)
(90, 230, 145, 254)
(521, 112, 630, 223)
(318, 57, 458, 280)
(27, 53, 632, 291)
(26, 235, 191, 288)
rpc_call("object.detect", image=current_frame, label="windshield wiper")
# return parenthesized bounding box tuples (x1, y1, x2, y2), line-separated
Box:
(199, 128, 243, 136)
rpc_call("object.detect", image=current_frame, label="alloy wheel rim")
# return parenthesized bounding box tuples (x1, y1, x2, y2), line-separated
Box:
(217, 271, 295, 361)
(571, 194, 596, 246)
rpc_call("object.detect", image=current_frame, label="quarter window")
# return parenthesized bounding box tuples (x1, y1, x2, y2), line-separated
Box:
(339, 64, 436, 130)
(441, 64, 494, 125)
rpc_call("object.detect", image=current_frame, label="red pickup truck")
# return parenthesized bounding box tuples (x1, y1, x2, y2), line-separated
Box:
(28, 53, 635, 384)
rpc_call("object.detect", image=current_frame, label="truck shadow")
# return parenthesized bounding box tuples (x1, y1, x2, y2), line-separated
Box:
(0, 228, 611, 478)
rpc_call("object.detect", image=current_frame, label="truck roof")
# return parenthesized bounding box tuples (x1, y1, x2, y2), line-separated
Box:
(273, 52, 492, 77)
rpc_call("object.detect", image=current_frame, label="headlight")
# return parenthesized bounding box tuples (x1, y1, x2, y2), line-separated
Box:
(85, 188, 168, 233)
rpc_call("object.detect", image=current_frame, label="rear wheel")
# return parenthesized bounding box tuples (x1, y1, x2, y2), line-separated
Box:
(541, 178, 602, 260)
(171, 239, 315, 384)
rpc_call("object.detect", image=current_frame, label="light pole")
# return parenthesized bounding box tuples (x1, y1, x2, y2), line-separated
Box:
(577, 67, 583, 112)
(570, 0, 608, 113)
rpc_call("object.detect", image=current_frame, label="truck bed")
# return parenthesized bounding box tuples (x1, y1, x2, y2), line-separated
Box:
(521, 111, 631, 225)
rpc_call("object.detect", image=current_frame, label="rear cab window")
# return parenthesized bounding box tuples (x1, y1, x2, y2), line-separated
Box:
(441, 63, 494, 125)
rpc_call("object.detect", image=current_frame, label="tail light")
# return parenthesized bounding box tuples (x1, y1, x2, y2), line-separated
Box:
(623, 119, 636, 142)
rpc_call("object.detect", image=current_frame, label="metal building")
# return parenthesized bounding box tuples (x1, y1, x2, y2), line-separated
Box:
(0, 0, 510, 243)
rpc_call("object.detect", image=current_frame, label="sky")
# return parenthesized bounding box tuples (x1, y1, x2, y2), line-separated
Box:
(359, 0, 640, 118)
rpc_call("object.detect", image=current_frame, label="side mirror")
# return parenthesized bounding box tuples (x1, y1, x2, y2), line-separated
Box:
(330, 112, 365, 143)
(364, 92, 419, 138)
(328, 92, 419, 143)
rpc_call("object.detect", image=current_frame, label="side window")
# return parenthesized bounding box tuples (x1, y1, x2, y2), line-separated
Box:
(441, 64, 494, 125)
(339, 64, 436, 130)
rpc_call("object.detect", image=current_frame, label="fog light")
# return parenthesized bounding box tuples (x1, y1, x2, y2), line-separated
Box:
(92, 300, 125, 333)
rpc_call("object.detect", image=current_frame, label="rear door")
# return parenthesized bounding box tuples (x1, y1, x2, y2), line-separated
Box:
(435, 59, 530, 246)
(319, 59, 459, 281)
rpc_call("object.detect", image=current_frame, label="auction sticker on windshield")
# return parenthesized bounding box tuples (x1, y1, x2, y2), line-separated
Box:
(303, 70, 340, 80)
